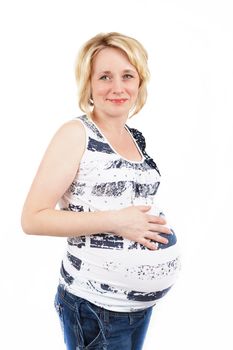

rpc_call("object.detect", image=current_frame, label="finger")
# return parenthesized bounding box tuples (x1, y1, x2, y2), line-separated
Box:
(147, 215, 167, 225)
(135, 205, 151, 213)
(148, 223, 171, 234)
(146, 232, 169, 245)
(139, 238, 158, 250)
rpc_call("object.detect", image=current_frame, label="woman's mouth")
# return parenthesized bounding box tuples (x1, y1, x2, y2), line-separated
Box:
(107, 98, 128, 104)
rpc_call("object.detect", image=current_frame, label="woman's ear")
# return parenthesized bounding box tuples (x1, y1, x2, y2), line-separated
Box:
(88, 94, 94, 106)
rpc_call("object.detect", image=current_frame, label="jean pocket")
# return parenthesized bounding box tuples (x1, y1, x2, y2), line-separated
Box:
(75, 302, 107, 349)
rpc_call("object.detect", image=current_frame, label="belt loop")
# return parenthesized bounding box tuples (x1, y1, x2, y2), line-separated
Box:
(103, 308, 109, 323)
(129, 314, 134, 325)
(58, 284, 66, 299)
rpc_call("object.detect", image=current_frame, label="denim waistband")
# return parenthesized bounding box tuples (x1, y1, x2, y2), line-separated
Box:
(57, 284, 150, 318)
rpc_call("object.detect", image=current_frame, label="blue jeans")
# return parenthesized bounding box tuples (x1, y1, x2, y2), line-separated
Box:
(54, 285, 153, 350)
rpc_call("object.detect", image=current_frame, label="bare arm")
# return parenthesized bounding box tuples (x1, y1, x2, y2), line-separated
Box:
(21, 119, 113, 236)
(21, 120, 170, 249)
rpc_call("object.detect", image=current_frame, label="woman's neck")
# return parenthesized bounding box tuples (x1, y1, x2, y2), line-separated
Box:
(91, 111, 128, 136)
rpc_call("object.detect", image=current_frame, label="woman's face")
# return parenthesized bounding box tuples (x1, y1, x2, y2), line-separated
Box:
(90, 47, 140, 119)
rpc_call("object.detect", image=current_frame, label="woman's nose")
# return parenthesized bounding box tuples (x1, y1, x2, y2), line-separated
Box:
(111, 77, 124, 94)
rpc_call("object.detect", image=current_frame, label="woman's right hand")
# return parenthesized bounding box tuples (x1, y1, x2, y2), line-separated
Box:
(112, 205, 171, 250)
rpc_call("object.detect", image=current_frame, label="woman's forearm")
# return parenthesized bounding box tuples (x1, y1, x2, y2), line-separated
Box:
(21, 208, 116, 237)
(21, 205, 171, 249)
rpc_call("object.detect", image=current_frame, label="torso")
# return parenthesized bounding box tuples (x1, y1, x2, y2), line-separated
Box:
(58, 115, 181, 312)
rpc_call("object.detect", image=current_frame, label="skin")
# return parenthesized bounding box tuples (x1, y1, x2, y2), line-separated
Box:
(90, 47, 142, 160)
(21, 47, 171, 250)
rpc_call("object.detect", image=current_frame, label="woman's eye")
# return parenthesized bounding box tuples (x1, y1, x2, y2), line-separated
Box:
(100, 75, 111, 80)
(123, 74, 134, 80)
(99, 74, 134, 81)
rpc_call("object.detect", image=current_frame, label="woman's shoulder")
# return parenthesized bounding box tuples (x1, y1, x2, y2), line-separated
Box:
(48, 117, 86, 155)
(57, 116, 86, 138)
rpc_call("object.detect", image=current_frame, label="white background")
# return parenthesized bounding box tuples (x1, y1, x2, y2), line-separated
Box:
(0, 1, 233, 349)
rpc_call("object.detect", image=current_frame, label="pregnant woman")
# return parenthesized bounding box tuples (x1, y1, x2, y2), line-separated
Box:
(21, 32, 181, 350)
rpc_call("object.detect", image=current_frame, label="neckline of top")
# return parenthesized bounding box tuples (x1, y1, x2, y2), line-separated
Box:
(84, 115, 145, 164)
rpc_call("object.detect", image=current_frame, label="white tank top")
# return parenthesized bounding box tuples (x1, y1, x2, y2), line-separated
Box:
(58, 115, 181, 312)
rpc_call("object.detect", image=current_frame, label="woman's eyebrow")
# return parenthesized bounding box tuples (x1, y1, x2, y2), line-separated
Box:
(97, 69, 136, 75)
(95, 70, 112, 75)
(123, 69, 137, 73)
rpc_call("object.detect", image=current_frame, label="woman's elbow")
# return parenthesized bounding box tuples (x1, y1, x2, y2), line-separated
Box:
(21, 211, 37, 235)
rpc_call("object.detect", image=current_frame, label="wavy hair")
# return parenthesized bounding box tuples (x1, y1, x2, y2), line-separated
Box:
(75, 32, 150, 117)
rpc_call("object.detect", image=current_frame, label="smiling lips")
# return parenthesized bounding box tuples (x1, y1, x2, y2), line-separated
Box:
(107, 98, 128, 104)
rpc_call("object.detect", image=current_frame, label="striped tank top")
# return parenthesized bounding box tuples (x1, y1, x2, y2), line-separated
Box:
(58, 115, 181, 312)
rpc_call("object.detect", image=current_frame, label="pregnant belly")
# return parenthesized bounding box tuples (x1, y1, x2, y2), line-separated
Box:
(101, 237, 180, 293)
(67, 229, 181, 300)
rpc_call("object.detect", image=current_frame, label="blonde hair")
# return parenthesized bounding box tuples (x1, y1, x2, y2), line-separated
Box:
(75, 32, 150, 118)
